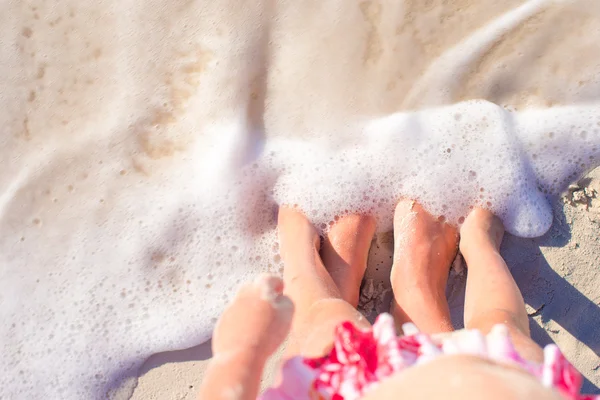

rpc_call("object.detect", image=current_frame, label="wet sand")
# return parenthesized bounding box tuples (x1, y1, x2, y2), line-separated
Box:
(132, 168, 600, 399)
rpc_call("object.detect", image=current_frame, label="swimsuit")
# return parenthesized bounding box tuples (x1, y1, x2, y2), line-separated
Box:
(260, 313, 598, 400)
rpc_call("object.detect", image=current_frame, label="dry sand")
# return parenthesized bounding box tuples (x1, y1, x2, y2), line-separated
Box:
(131, 168, 600, 399)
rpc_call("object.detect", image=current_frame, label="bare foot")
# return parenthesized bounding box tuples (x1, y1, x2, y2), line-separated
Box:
(459, 208, 505, 257)
(278, 207, 376, 308)
(278, 207, 321, 257)
(199, 275, 293, 400)
(278, 206, 341, 318)
(390, 200, 458, 333)
(278, 207, 375, 358)
(458, 209, 540, 362)
(321, 214, 376, 306)
(212, 274, 293, 358)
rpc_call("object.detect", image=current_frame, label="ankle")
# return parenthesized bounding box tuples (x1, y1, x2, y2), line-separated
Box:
(460, 237, 502, 267)
(392, 268, 447, 303)
(460, 229, 501, 255)
(459, 210, 504, 254)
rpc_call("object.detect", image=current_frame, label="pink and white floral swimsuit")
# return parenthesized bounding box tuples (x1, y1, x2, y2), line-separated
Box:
(260, 314, 598, 400)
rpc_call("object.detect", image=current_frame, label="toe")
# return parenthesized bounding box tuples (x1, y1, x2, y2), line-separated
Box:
(213, 274, 293, 356)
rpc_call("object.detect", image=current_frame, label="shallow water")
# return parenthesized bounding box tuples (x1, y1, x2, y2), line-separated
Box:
(1, 0, 600, 398)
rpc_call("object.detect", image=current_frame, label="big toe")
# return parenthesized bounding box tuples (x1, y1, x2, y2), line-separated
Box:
(393, 199, 419, 229)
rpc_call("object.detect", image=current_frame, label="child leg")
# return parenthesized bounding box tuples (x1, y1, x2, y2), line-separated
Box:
(198, 275, 294, 400)
(278, 207, 376, 358)
(460, 209, 543, 362)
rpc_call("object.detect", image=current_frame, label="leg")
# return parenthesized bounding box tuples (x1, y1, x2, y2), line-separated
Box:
(390, 200, 458, 334)
(278, 207, 375, 358)
(460, 209, 543, 362)
(321, 214, 377, 307)
(198, 275, 293, 400)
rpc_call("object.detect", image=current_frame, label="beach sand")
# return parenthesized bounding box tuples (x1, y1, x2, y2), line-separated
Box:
(131, 167, 600, 399)
(3, 1, 600, 398)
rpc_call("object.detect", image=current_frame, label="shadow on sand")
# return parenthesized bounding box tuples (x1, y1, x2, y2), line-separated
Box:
(496, 202, 598, 393)
(448, 200, 599, 393)
(131, 201, 599, 395)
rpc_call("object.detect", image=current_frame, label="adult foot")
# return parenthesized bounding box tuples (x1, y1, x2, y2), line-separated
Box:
(278, 207, 376, 307)
(321, 214, 377, 307)
(278, 207, 374, 357)
(459, 208, 505, 257)
(390, 200, 458, 333)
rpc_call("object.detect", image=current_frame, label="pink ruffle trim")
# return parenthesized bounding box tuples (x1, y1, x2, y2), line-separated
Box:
(260, 313, 598, 400)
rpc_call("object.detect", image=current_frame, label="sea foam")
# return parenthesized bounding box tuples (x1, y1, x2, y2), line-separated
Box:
(1, 0, 600, 398)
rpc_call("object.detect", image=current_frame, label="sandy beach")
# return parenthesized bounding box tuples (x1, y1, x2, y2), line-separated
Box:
(132, 167, 600, 399)
(1, 0, 599, 398)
